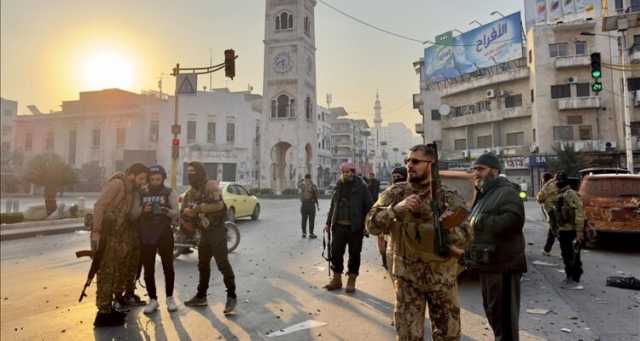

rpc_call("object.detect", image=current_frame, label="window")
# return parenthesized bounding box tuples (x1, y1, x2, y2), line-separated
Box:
(533, 128, 536, 143)
(549, 43, 569, 58)
(477, 135, 492, 148)
(45, 130, 55, 151)
(207, 122, 216, 143)
(549, 43, 568, 57)
(505, 94, 523, 108)
(226, 123, 235, 143)
(222, 163, 237, 182)
(575, 41, 586, 55)
(567, 115, 583, 125)
(25, 133, 32, 151)
(553, 126, 574, 141)
(68, 130, 77, 165)
(528, 49, 532, 63)
(634, 34, 640, 48)
(276, 94, 290, 118)
(304, 17, 310, 36)
(551, 84, 571, 99)
(454, 139, 467, 150)
(116, 127, 126, 146)
(431, 109, 441, 121)
(276, 12, 293, 30)
(531, 89, 534, 103)
(576, 83, 591, 97)
(630, 122, 640, 136)
(305, 97, 312, 120)
(633, 0, 640, 12)
(187, 121, 196, 143)
(149, 120, 159, 142)
(615, 0, 624, 12)
(579, 125, 593, 140)
(506, 132, 524, 146)
(92, 129, 101, 148)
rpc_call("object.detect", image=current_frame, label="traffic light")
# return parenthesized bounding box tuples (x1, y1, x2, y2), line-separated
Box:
(172, 138, 180, 159)
(224, 49, 236, 79)
(591, 52, 602, 93)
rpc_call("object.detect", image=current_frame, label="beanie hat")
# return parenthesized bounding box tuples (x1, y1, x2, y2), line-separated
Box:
(473, 153, 501, 170)
(148, 164, 167, 180)
(340, 162, 356, 172)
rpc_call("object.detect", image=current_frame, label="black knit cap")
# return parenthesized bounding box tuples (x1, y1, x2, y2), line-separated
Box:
(473, 153, 501, 170)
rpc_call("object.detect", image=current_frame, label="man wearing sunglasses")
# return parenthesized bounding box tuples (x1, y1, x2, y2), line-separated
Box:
(467, 153, 526, 341)
(366, 145, 472, 341)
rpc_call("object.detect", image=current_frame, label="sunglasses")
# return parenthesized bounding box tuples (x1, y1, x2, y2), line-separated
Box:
(404, 158, 433, 165)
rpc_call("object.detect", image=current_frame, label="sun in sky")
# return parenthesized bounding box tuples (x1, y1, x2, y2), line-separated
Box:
(81, 50, 136, 91)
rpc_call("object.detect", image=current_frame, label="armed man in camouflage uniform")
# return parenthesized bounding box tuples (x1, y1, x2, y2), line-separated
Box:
(552, 172, 585, 289)
(91, 163, 149, 327)
(536, 172, 559, 256)
(366, 144, 472, 341)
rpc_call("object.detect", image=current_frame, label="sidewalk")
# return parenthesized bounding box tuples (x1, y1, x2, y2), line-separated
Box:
(0, 218, 85, 241)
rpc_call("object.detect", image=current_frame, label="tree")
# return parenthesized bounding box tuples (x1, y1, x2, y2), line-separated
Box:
(24, 153, 78, 215)
(547, 143, 584, 177)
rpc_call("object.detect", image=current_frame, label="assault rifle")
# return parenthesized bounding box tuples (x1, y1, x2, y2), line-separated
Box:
(428, 142, 468, 258)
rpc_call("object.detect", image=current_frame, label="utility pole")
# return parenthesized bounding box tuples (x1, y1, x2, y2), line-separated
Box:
(169, 50, 238, 188)
(620, 31, 635, 173)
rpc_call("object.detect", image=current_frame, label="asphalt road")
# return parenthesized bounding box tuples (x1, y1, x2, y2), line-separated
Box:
(1, 199, 638, 341)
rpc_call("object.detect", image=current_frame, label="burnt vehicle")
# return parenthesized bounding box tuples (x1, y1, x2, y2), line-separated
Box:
(580, 174, 640, 244)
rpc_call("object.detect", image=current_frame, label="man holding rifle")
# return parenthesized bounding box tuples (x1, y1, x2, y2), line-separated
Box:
(366, 144, 472, 341)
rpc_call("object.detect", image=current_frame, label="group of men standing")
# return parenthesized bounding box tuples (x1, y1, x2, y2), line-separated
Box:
(89, 161, 237, 327)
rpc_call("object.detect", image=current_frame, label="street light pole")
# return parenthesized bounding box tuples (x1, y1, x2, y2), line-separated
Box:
(171, 63, 180, 189)
(620, 32, 635, 173)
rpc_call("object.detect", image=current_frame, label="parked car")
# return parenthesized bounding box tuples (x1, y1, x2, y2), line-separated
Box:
(579, 174, 640, 243)
(179, 182, 260, 222)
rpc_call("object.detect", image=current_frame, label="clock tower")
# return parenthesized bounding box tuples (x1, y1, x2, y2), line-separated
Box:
(261, 0, 318, 193)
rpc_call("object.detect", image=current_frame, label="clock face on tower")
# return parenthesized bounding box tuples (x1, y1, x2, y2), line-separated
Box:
(273, 52, 293, 74)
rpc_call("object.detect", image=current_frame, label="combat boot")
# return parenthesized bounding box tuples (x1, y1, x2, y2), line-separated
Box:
(345, 274, 357, 294)
(323, 272, 342, 291)
(93, 311, 125, 328)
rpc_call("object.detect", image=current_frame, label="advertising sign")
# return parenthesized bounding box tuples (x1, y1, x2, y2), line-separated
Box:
(525, 0, 600, 29)
(423, 12, 523, 83)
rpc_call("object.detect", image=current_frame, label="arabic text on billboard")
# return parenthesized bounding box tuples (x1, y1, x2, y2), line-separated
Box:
(423, 12, 523, 83)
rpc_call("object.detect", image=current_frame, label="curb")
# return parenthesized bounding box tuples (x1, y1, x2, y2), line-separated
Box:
(0, 218, 83, 231)
(0, 224, 86, 241)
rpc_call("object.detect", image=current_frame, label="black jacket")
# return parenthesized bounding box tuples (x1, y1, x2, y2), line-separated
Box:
(468, 177, 527, 273)
(326, 177, 373, 233)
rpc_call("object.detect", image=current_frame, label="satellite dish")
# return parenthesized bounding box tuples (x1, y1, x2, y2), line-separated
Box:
(439, 104, 451, 116)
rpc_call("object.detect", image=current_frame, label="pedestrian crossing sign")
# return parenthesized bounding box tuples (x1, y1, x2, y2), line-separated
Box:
(176, 73, 197, 95)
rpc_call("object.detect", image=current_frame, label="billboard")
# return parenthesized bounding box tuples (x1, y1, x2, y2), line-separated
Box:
(423, 12, 524, 83)
(524, 0, 601, 30)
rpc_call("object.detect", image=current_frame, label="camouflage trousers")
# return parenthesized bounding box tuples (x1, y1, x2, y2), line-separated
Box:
(95, 226, 139, 312)
(394, 278, 461, 341)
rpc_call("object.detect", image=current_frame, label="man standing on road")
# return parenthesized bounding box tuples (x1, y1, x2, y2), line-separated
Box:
(367, 172, 381, 203)
(324, 162, 373, 294)
(91, 163, 149, 327)
(139, 165, 179, 314)
(366, 145, 472, 341)
(537, 172, 559, 256)
(298, 174, 319, 239)
(182, 161, 237, 314)
(553, 172, 585, 290)
(467, 153, 526, 341)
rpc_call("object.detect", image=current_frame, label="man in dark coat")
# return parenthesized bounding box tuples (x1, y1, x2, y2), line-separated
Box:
(323, 162, 373, 293)
(467, 153, 526, 341)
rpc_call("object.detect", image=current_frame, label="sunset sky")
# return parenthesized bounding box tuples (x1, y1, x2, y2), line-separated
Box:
(1, 0, 522, 127)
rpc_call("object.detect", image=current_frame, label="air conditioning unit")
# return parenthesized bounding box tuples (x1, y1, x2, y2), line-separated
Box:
(568, 76, 577, 84)
(497, 90, 507, 97)
(486, 89, 496, 98)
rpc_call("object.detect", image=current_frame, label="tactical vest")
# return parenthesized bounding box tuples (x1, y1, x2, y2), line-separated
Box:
(139, 186, 172, 244)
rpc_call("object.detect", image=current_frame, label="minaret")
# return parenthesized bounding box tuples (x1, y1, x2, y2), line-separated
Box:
(373, 91, 383, 175)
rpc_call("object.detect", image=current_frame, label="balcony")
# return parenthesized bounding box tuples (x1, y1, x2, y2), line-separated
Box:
(551, 18, 596, 32)
(557, 96, 601, 110)
(441, 106, 531, 129)
(555, 140, 615, 152)
(554, 55, 590, 69)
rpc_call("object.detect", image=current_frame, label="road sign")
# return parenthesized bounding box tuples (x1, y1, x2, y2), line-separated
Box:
(176, 73, 197, 95)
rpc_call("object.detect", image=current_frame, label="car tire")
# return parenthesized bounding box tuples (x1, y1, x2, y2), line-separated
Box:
(251, 204, 260, 221)
(227, 207, 236, 223)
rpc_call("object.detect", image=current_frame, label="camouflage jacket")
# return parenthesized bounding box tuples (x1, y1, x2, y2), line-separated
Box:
(554, 187, 585, 233)
(93, 172, 133, 236)
(365, 181, 473, 290)
(536, 180, 559, 213)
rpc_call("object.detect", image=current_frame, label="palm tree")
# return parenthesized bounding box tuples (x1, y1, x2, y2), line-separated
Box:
(23, 153, 78, 215)
(547, 143, 584, 177)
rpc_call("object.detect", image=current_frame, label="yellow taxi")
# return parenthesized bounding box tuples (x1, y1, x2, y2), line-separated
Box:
(178, 182, 260, 222)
